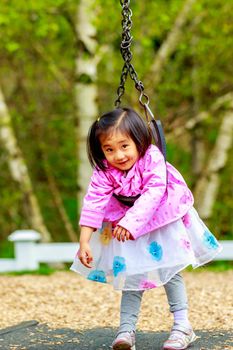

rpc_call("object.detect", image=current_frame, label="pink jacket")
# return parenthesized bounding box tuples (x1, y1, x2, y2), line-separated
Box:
(80, 145, 194, 240)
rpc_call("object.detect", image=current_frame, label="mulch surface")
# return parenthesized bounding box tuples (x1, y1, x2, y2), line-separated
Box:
(1, 271, 233, 349)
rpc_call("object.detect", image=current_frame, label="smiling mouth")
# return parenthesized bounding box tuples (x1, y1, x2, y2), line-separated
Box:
(118, 160, 128, 165)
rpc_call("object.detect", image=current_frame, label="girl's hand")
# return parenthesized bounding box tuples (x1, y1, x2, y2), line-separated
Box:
(78, 242, 93, 268)
(113, 225, 133, 242)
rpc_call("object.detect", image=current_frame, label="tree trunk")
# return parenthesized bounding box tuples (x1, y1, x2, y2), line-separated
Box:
(75, 0, 98, 211)
(165, 92, 233, 220)
(0, 86, 51, 242)
(194, 108, 233, 219)
(190, 31, 206, 176)
(41, 150, 77, 242)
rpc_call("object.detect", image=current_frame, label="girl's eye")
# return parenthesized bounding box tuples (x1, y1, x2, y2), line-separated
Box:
(106, 148, 112, 152)
(122, 144, 128, 149)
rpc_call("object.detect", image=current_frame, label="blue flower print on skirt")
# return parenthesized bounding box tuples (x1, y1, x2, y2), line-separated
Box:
(113, 256, 126, 277)
(87, 270, 107, 283)
(148, 241, 163, 261)
(203, 230, 218, 249)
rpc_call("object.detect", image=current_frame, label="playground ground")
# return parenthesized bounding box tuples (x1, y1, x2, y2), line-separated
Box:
(0, 270, 232, 349)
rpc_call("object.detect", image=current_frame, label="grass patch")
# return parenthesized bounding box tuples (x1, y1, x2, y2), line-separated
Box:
(0, 263, 58, 276)
(0, 240, 14, 258)
(0, 263, 72, 276)
(186, 260, 233, 272)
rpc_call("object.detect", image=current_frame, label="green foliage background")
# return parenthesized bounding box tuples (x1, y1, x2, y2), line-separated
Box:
(0, 0, 77, 243)
(0, 0, 232, 253)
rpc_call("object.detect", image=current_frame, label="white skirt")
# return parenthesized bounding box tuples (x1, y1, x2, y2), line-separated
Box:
(70, 208, 222, 291)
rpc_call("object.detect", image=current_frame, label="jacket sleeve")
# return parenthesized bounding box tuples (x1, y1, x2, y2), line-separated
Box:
(79, 168, 114, 229)
(118, 148, 167, 239)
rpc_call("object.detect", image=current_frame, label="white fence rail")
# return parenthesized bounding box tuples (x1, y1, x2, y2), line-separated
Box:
(0, 230, 232, 273)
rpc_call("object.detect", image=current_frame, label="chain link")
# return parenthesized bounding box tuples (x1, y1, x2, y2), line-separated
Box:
(114, 1, 166, 160)
(115, 0, 145, 107)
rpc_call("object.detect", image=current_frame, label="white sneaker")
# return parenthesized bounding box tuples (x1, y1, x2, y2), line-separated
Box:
(163, 324, 197, 350)
(112, 331, 136, 350)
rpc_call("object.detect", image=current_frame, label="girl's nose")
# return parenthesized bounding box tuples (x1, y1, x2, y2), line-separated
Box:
(115, 150, 125, 160)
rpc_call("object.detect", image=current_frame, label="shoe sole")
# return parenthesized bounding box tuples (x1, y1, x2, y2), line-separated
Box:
(163, 332, 197, 350)
(112, 344, 136, 350)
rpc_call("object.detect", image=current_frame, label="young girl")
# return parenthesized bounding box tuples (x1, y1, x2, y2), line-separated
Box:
(71, 108, 222, 350)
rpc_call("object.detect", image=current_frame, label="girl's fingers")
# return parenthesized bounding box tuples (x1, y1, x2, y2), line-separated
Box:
(120, 228, 130, 242)
(86, 252, 93, 263)
(121, 228, 128, 242)
(79, 251, 93, 268)
(125, 230, 130, 240)
(129, 233, 134, 240)
(116, 226, 123, 241)
(113, 226, 131, 242)
(120, 229, 125, 242)
(112, 227, 117, 238)
(113, 226, 120, 241)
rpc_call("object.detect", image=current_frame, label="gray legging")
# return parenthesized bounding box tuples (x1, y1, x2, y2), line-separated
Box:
(118, 273, 188, 334)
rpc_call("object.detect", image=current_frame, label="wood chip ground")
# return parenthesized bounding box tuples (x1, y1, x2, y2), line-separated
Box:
(0, 270, 232, 332)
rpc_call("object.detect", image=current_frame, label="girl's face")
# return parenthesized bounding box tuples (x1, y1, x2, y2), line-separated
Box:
(100, 130, 139, 171)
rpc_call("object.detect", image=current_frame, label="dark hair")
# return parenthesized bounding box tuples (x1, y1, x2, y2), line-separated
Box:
(87, 107, 152, 170)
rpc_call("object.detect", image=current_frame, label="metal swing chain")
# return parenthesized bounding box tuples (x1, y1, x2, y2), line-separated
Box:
(114, 0, 167, 161)
(115, 0, 146, 107)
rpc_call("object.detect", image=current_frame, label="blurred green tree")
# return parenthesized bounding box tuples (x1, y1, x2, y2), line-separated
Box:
(0, 0, 232, 253)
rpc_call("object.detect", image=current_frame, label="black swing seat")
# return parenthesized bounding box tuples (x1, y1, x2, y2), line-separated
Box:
(113, 193, 141, 207)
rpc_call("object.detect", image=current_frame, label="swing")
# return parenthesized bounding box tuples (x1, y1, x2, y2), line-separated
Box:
(113, 0, 167, 208)
(114, 0, 167, 160)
